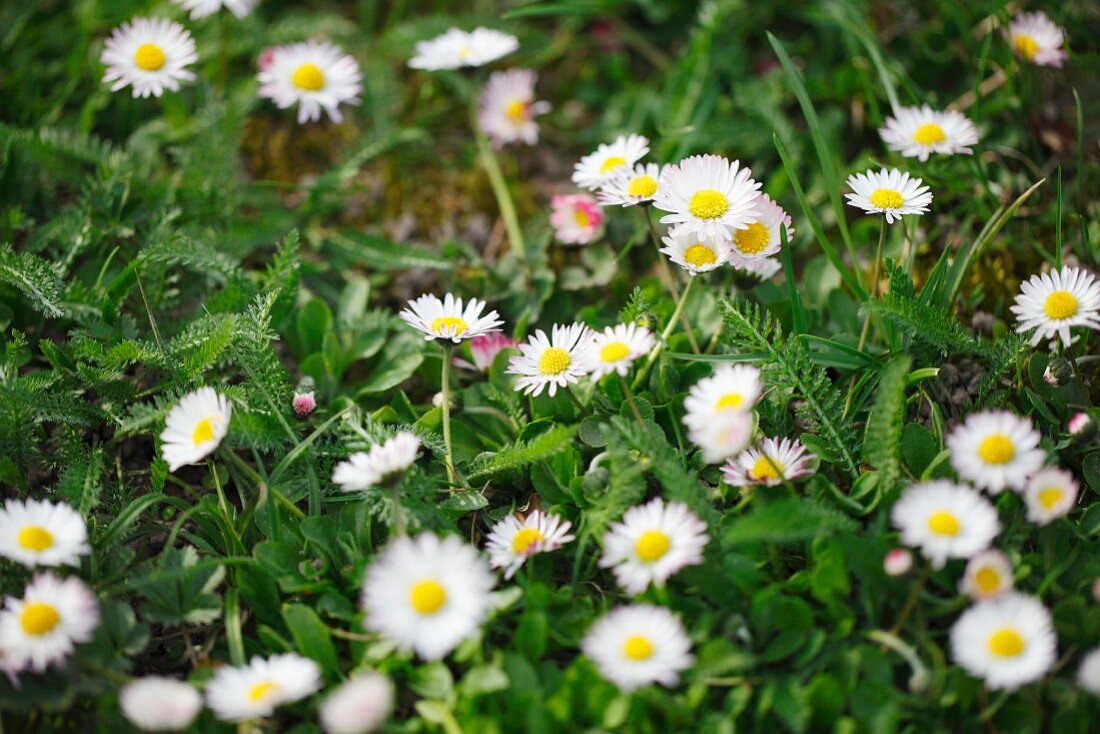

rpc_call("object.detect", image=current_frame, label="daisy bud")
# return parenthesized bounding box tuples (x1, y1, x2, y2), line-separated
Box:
(293, 390, 316, 416)
(1069, 412, 1096, 442)
(1043, 357, 1072, 387)
(884, 548, 913, 577)
(1092, 578, 1100, 604)
(257, 48, 275, 72)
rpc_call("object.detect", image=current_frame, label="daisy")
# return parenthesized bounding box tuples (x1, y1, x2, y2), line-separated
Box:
(1010, 265, 1100, 347)
(0, 573, 98, 672)
(120, 677, 203, 732)
(319, 672, 394, 734)
(505, 323, 593, 397)
(582, 604, 694, 692)
(549, 193, 604, 244)
(478, 69, 550, 148)
(652, 154, 761, 241)
(292, 389, 316, 415)
(884, 548, 914, 577)
(735, 257, 782, 280)
(950, 592, 1056, 690)
(171, 0, 257, 19)
(332, 431, 420, 492)
(682, 364, 762, 431)
(845, 168, 932, 224)
(879, 105, 980, 161)
(160, 387, 232, 472)
(721, 436, 816, 487)
(959, 549, 1014, 601)
(100, 17, 198, 99)
(399, 292, 504, 344)
(729, 194, 793, 269)
(257, 40, 362, 124)
(408, 27, 518, 71)
(588, 323, 656, 380)
(1006, 12, 1068, 68)
(946, 411, 1045, 494)
(1078, 648, 1100, 697)
(659, 229, 733, 275)
(1022, 466, 1078, 525)
(597, 163, 664, 207)
(686, 408, 754, 465)
(485, 509, 575, 579)
(462, 334, 517, 372)
(0, 498, 89, 568)
(205, 654, 322, 722)
(362, 533, 494, 660)
(572, 134, 650, 191)
(599, 497, 708, 595)
(890, 481, 1001, 569)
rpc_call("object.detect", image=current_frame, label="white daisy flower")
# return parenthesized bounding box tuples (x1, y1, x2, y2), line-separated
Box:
(100, 17, 198, 99)
(946, 410, 1045, 494)
(0, 498, 89, 569)
(1006, 12, 1068, 68)
(257, 40, 362, 124)
(361, 533, 495, 660)
(729, 193, 793, 268)
(659, 229, 733, 275)
(735, 257, 782, 280)
(205, 653, 322, 722)
(950, 592, 1057, 691)
(721, 436, 816, 488)
(890, 481, 1001, 569)
(1078, 648, 1100, 697)
(682, 364, 762, 431)
(597, 163, 664, 207)
(588, 323, 656, 380)
(1022, 466, 1078, 525)
(478, 69, 550, 148)
(959, 549, 1014, 601)
(160, 387, 232, 473)
(399, 292, 504, 344)
(332, 431, 420, 492)
(844, 168, 933, 224)
(582, 604, 693, 692)
(120, 677, 203, 732)
(171, 0, 257, 19)
(0, 573, 98, 673)
(571, 134, 650, 191)
(408, 27, 518, 71)
(549, 193, 604, 245)
(686, 408, 754, 465)
(485, 509, 575, 580)
(599, 497, 708, 595)
(319, 672, 394, 734)
(879, 105, 980, 161)
(1010, 266, 1100, 347)
(505, 323, 594, 397)
(652, 154, 761, 241)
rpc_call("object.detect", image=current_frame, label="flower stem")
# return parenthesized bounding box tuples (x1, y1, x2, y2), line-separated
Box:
(619, 373, 646, 428)
(633, 275, 696, 390)
(441, 346, 458, 487)
(857, 216, 888, 353)
(471, 98, 526, 263)
(388, 484, 407, 537)
(642, 208, 700, 353)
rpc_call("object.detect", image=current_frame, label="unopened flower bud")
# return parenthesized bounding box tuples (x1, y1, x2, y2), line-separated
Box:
(1093, 578, 1100, 604)
(1043, 357, 1073, 387)
(884, 548, 913, 577)
(292, 390, 316, 415)
(1069, 412, 1096, 442)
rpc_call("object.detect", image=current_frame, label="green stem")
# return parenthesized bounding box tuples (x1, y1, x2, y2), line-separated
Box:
(857, 216, 888, 353)
(642, 208, 700, 353)
(634, 275, 696, 390)
(441, 346, 458, 487)
(388, 484, 407, 537)
(619, 374, 646, 428)
(471, 99, 526, 263)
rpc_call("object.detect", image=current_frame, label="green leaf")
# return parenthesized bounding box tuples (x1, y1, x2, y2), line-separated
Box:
(328, 230, 454, 271)
(297, 298, 333, 356)
(861, 354, 912, 497)
(467, 424, 578, 483)
(357, 332, 425, 395)
(0, 244, 64, 318)
(283, 603, 340, 677)
(724, 498, 857, 545)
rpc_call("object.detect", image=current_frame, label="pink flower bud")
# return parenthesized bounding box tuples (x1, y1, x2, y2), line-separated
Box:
(1093, 578, 1100, 604)
(292, 390, 316, 415)
(257, 48, 275, 72)
(884, 548, 913, 577)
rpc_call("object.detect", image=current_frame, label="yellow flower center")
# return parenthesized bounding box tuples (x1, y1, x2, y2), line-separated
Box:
(927, 511, 960, 537)
(1014, 34, 1039, 60)
(1042, 290, 1078, 320)
(912, 123, 946, 146)
(978, 434, 1014, 465)
(409, 580, 447, 615)
(133, 43, 166, 72)
(715, 393, 743, 409)
(869, 188, 904, 210)
(192, 418, 216, 446)
(733, 222, 770, 254)
(573, 207, 591, 228)
(430, 316, 468, 336)
(622, 635, 654, 661)
(17, 526, 54, 552)
(634, 529, 670, 562)
(291, 63, 325, 91)
(248, 681, 280, 702)
(975, 567, 1001, 594)
(505, 100, 527, 122)
(626, 175, 658, 198)
(988, 627, 1025, 658)
(599, 342, 630, 363)
(683, 244, 717, 268)
(688, 189, 729, 220)
(750, 456, 785, 481)
(510, 527, 545, 554)
(1038, 488, 1063, 510)
(19, 603, 60, 636)
(538, 347, 571, 375)
(599, 156, 626, 174)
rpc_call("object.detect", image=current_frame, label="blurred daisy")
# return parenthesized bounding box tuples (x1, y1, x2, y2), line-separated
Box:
(0, 498, 89, 569)
(572, 134, 650, 191)
(660, 230, 733, 275)
(1010, 265, 1100, 347)
(171, 0, 257, 19)
(729, 194, 793, 269)
(845, 168, 932, 224)
(735, 257, 782, 280)
(100, 17, 198, 98)
(884, 548, 914, 577)
(721, 436, 816, 488)
(879, 105, 979, 161)
(362, 533, 495, 660)
(257, 40, 362, 124)
(485, 509, 574, 579)
(682, 364, 762, 431)
(160, 387, 231, 472)
(950, 592, 1056, 690)
(1022, 466, 1078, 525)
(478, 69, 550, 148)
(120, 677, 203, 732)
(588, 323, 656, 380)
(549, 193, 604, 244)
(1078, 648, 1100, 697)
(582, 604, 693, 692)
(687, 408, 754, 465)
(205, 654, 322, 722)
(652, 154, 761, 241)
(599, 497, 708, 595)
(408, 27, 518, 70)
(399, 293, 504, 343)
(0, 573, 98, 672)
(959, 549, 1013, 601)
(319, 672, 394, 734)
(946, 411, 1045, 494)
(460, 334, 516, 372)
(506, 323, 593, 397)
(1006, 12, 1067, 68)
(597, 163, 663, 207)
(332, 431, 420, 492)
(890, 481, 1000, 569)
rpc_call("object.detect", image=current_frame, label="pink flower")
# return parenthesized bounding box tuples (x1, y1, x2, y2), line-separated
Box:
(549, 193, 603, 245)
(292, 390, 316, 415)
(466, 334, 516, 372)
(257, 48, 275, 72)
(884, 548, 913, 577)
